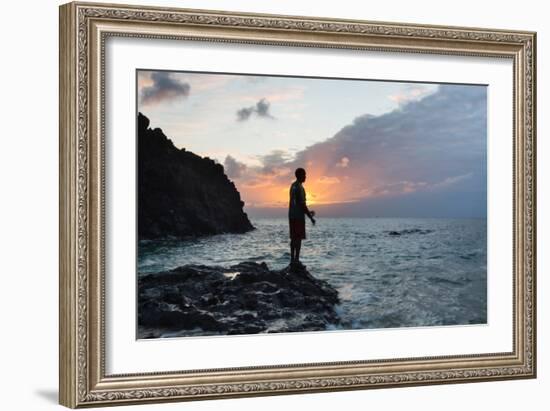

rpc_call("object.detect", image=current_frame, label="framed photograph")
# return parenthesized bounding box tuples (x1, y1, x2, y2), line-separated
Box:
(59, 1, 537, 408)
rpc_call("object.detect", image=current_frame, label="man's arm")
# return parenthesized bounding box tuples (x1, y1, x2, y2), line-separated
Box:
(300, 193, 316, 224)
(302, 203, 314, 219)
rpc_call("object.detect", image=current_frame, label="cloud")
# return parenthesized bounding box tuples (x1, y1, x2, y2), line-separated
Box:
(336, 157, 350, 168)
(236, 98, 275, 121)
(255, 98, 274, 118)
(258, 150, 292, 174)
(294, 84, 486, 182)
(389, 84, 435, 106)
(359, 174, 472, 198)
(430, 172, 474, 190)
(317, 176, 341, 185)
(223, 155, 247, 179)
(140, 72, 191, 106)
(233, 84, 487, 215)
(366, 180, 428, 197)
(237, 107, 255, 121)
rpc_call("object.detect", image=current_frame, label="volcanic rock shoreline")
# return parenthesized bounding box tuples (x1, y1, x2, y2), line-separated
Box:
(138, 262, 341, 338)
(138, 112, 254, 240)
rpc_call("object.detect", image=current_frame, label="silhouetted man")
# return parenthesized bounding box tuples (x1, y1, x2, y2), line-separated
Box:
(289, 168, 316, 268)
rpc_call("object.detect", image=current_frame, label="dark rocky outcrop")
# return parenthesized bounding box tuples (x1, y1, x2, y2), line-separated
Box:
(138, 112, 254, 239)
(138, 262, 341, 338)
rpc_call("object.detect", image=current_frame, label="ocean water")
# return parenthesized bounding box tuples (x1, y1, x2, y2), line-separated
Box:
(138, 218, 487, 330)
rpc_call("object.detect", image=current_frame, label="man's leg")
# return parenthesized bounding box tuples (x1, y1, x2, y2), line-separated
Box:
(290, 239, 296, 263)
(295, 239, 302, 262)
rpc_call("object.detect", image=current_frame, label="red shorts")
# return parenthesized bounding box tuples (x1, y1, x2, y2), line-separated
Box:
(289, 218, 306, 240)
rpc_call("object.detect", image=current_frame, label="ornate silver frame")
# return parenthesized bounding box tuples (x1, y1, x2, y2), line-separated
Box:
(59, 1, 537, 408)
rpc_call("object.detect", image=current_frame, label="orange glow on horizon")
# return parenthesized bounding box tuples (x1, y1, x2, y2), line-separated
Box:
(235, 161, 372, 209)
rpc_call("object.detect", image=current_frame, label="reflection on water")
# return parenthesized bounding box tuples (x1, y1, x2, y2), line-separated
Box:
(138, 218, 487, 329)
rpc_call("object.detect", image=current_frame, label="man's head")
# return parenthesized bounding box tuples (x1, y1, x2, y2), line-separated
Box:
(295, 167, 306, 183)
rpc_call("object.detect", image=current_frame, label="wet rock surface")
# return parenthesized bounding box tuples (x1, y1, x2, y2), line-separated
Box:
(138, 261, 341, 338)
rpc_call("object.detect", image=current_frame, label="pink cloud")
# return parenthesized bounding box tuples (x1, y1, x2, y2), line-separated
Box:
(336, 157, 350, 168)
(317, 176, 341, 185)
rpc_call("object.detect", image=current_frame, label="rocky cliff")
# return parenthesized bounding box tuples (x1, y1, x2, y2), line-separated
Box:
(138, 262, 341, 338)
(138, 112, 254, 239)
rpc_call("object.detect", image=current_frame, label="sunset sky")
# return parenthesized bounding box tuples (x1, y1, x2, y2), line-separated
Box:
(137, 70, 487, 218)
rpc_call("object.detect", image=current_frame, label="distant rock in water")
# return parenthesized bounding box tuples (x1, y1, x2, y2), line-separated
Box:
(387, 228, 433, 236)
(138, 112, 254, 239)
(138, 262, 341, 338)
